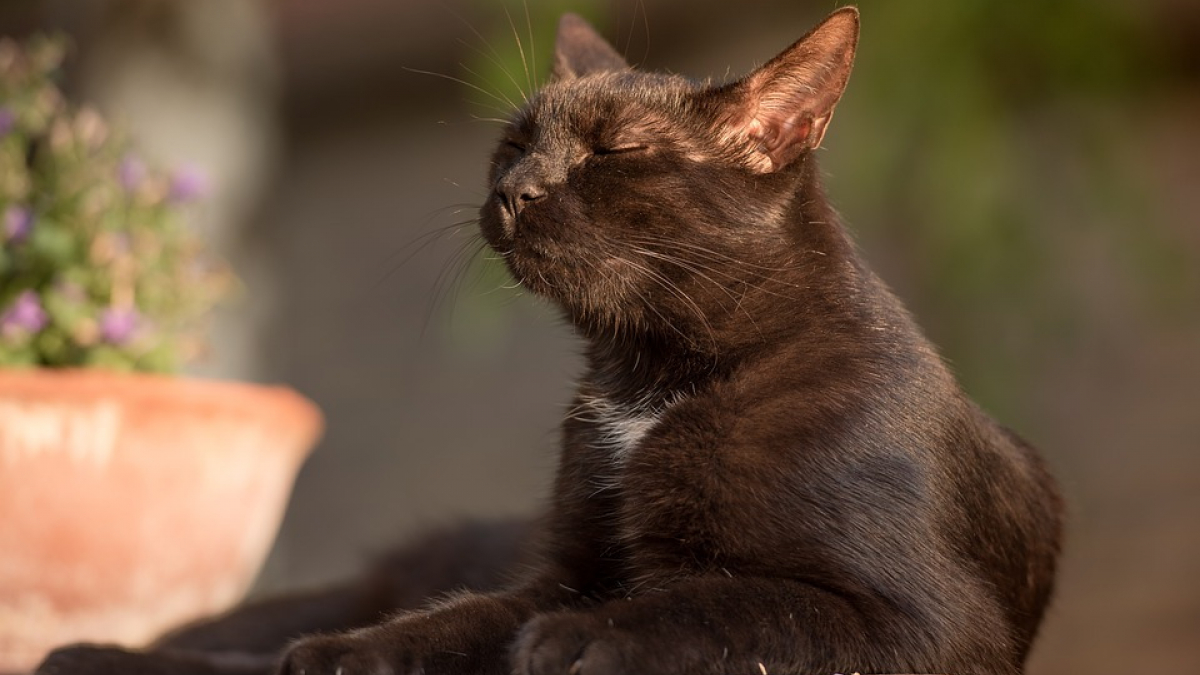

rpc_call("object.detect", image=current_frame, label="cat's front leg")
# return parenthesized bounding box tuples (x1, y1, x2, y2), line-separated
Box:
(278, 590, 546, 675)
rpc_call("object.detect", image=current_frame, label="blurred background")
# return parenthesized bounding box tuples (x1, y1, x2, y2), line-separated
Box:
(2, 0, 1197, 672)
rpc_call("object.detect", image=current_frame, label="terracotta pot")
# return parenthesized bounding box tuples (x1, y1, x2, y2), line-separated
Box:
(0, 369, 322, 673)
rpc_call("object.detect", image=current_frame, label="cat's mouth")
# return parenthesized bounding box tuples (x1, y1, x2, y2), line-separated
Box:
(488, 225, 596, 309)
(501, 236, 578, 300)
(479, 201, 548, 281)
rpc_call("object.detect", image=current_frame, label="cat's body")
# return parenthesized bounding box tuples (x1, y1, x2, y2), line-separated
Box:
(37, 9, 1062, 675)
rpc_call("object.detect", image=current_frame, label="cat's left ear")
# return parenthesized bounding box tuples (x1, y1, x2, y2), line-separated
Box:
(717, 7, 859, 172)
(552, 14, 629, 81)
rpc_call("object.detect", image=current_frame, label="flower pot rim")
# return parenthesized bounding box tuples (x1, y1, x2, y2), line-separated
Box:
(0, 368, 324, 455)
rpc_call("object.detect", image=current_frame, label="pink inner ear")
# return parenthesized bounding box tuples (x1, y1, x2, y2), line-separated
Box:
(745, 108, 818, 170)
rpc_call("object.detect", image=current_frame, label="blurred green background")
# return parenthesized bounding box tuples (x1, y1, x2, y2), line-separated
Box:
(2, 0, 1197, 672)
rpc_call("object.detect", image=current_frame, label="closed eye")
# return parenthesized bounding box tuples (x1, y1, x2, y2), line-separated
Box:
(505, 140, 528, 153)
(594, 144, 649, 156)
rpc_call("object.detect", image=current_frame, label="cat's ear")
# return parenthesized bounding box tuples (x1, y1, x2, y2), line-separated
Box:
(718, 7, 859, 172)
(552, 14, 628, 81)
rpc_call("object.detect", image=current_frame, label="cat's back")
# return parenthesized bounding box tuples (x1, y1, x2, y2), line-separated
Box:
(942, 407, 1063, 655)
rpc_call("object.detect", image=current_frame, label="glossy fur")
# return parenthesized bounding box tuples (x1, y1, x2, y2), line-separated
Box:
(36, 8, 1061, 675)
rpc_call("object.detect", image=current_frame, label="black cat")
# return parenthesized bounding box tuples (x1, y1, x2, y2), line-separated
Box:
(36, 8, 1062, 675)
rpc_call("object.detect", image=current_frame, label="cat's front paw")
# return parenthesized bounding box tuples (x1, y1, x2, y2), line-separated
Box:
(34, 644, 226, 675)
(279, 634, 398, 675)
(36, 645, 131, 675)
(512, 613, 639, 675)
(279, 628, 489, 675)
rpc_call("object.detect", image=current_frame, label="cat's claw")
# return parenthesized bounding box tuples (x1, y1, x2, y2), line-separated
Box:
(279, 636, 393, 675)
(279, 632, 477, 675)
(512, 614, 634, 675)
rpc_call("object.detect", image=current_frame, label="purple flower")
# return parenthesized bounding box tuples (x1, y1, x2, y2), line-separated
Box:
(99, 307, 140, 345)
(0, 108, 14, 138)
(168, 164, 210, 203)
(118, 154, 147, 192)
(0, 290, 49, 338)
(3, 205, 34, 244)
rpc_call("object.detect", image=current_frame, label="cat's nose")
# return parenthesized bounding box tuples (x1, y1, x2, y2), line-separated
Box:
(497, 179, 547, 219)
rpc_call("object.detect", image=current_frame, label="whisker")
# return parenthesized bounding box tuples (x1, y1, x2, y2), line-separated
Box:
(469, 115, 511, 125)
(456, 239, 499, 302)
(622, 1, 636, 61)
(620, 270, 686, 345)
(438, 2, 527, 100)
(437, 239, 493, 335)
(458, 62, 519, 111)
(637, 0, 651, 69)
(462, 97, 519, 121)
(403, 67, 515, 112)
(371, 203, 479, 271)
(522, 0, 537, 85)
(637, 249, 806, 303)
(456, 37, 528, 106)
(624, 234, 800, 273)
(469, 250, 521, 299)
(442, 177, 490, 201)
(501, 3, 533, 98)
(631, 246, 737, 307)
(625, 234, 745, 262)
(422, 234, 488, 340)
(372, 219, 480, 291)
(630, 245, 765, 338)
(616, 254, 719, 352)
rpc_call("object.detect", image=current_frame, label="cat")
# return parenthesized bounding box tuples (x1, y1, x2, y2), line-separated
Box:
(36, 8, 1062, 675)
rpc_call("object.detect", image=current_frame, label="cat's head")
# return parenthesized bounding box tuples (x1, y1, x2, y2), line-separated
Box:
(479, 9, 859, 348)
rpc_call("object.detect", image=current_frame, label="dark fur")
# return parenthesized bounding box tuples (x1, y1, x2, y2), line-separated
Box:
(36, 9, 1061, 675)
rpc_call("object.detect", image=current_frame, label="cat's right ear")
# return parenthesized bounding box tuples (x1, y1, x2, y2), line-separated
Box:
(714, 7, 859, 172)
(552, 14, 629, 81)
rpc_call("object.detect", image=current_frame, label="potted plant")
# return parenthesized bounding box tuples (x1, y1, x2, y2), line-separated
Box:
(0, 36, 322, 672)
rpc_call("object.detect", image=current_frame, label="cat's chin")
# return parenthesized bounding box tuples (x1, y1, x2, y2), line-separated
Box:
(500, 249, 620, 331)
(515, 267, 589, 316)
(496, 245, 564, 301)
(489, 231, 582, 302)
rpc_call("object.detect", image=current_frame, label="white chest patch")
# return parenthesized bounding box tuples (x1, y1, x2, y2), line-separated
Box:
(579, 394, 678, 462)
